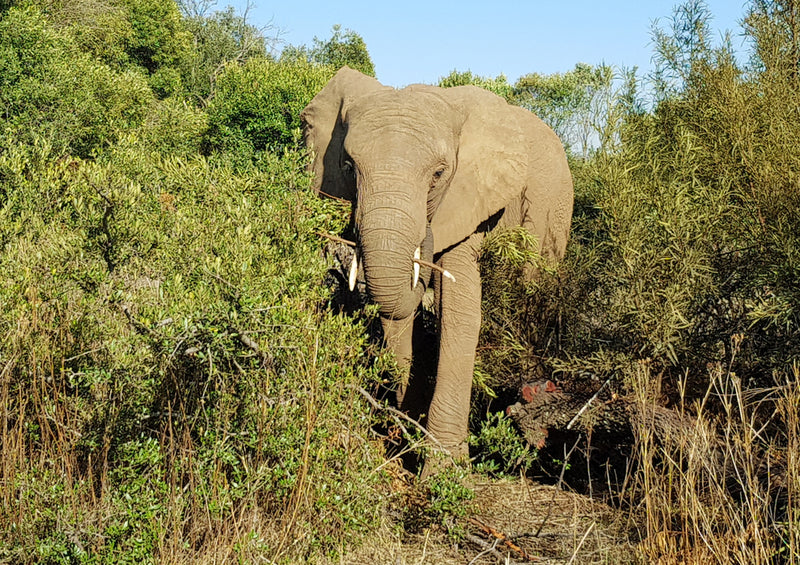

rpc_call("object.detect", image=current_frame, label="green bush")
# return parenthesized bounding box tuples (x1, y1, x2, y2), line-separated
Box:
(554, 0, 800, 388)
(438, 69, 514, 101)
(205, 58, 334, 160)
(119, 0, 192, 96)
(135, 96, 208, 157)
(0, 137, 389, 561)
(473, 1, 800, 404)
(470, 412, 536, 477)
(513, 63, 614, 157)
(0, 6, 153, 158)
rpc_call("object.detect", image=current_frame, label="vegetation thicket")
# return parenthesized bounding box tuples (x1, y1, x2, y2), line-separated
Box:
(0, 2, 387, 562)
(471, 1, 800, 562)
(2, 0, 800, 562)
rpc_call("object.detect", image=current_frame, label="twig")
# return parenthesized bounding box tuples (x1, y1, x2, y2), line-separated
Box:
(204, 269, 241, 301)
(317, 232, 456, 282)
(234, 328, 273, 368)
(468, 517, 535, 562)
(465, 534, 508, 564)
(317, 231, 356, 247)
(415, 258, 456, 283)
(566, 377, 611, 430)
(566, 522, 595, 565)
(346, 385, 449, 454)
(120, 304, 155, 336)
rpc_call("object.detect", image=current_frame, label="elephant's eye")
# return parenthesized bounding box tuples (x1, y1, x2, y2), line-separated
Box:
(433, 167, 445, 181)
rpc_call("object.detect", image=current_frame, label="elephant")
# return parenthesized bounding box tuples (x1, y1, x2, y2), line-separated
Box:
(301, 66, 573, 472)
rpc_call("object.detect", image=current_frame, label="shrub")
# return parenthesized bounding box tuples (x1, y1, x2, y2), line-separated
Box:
(120, 0, 192, 96)
(0, 6, 154, 159)
(469, 412, 536, 477)
(0, 137, 389, 561)
(438, 69, 514, 101)
(136, 96, 208, 156)
(204, 58, 334, 160)
(495, 3, 800, 559)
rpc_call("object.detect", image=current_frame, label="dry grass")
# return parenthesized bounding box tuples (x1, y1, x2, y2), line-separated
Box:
(332, 473, 638, 565)
(627, 355, 800, 564)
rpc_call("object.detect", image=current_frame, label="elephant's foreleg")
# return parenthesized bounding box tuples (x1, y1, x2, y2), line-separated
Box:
(380, 315, 414, 406)
(426, 231, 484, 461)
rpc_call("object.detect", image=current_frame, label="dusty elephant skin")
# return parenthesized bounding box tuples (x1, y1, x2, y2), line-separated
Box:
(301, 66, 574, 473)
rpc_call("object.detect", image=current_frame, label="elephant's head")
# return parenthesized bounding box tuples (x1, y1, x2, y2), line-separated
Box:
(301, 67, 572, 320)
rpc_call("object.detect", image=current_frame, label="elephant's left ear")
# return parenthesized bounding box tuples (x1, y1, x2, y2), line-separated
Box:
(430, 87, 529, 253)
(301, 66, 387, 201)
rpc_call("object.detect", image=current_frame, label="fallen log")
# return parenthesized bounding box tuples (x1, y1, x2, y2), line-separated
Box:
(506, 379, 696, 449)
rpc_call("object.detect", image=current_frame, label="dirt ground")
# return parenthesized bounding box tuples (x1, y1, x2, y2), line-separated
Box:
(331, 475, 641, 564)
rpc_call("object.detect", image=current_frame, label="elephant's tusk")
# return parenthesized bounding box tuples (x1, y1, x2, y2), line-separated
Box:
(413, 258, 456, 283)
(413, 247, 421, 289)
(348, 253, 359, 291)
(317, 231, 455, 283)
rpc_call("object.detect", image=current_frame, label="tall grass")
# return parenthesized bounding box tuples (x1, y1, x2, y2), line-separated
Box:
(629, 356, 800, 563)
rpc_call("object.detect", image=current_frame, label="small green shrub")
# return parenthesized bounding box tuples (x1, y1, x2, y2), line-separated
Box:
(470, 412, 536, 477)
(136, 96, 208, 156)
(425, 467, 475, 528)
(476, 226, 562, 400)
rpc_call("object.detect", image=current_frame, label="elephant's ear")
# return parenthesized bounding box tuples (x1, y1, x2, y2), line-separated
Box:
(301, 66, 386, 201)
(430, 87, 529, 253)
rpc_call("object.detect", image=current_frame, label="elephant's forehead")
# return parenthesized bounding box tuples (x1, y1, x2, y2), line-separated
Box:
(344, 92, 455, 159)
(346, 89, 453, 127)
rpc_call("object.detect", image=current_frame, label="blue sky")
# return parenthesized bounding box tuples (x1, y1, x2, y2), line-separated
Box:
(226, 0, 749, 87)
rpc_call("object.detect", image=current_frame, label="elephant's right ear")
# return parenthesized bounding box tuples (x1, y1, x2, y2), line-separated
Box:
(301, 66, 386, 201)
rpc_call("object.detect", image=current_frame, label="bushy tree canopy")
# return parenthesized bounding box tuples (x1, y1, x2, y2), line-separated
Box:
(310, 24, 375, 76)
(204, 57, 334, 159)
(514, 63, 613, 157)
(282, 24, 375, 77)
(438, 69, 514, 101)
(0, 5, 153, 158)
(180, 5, 274, 102)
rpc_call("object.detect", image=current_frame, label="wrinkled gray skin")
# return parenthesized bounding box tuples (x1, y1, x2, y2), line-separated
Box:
(302, 67, 573, 473)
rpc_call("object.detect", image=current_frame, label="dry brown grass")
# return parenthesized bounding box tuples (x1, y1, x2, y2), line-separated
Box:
(331, 474, 638, 565)
(628, 356, 800, 564)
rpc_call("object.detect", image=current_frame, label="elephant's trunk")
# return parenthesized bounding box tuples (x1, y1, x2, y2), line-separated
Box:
(357, 185, 433, 320)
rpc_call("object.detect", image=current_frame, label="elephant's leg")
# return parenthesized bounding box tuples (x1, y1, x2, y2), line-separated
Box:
(426, 231, 484, 462)
(380, 315, 414, 406)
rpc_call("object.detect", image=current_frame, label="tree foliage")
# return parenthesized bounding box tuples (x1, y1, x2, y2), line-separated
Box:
(481, 0, 800, 401)
(204, 57, 335, 161)
(180, 4, 274, 102)
(0, 5, 153, 158)
(438, 69, 514, 101)
(310, 24, 375, 76)
(0, 2, 388, 562)
(282, 24, 375, 77)
(514, 62, 614, 157)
